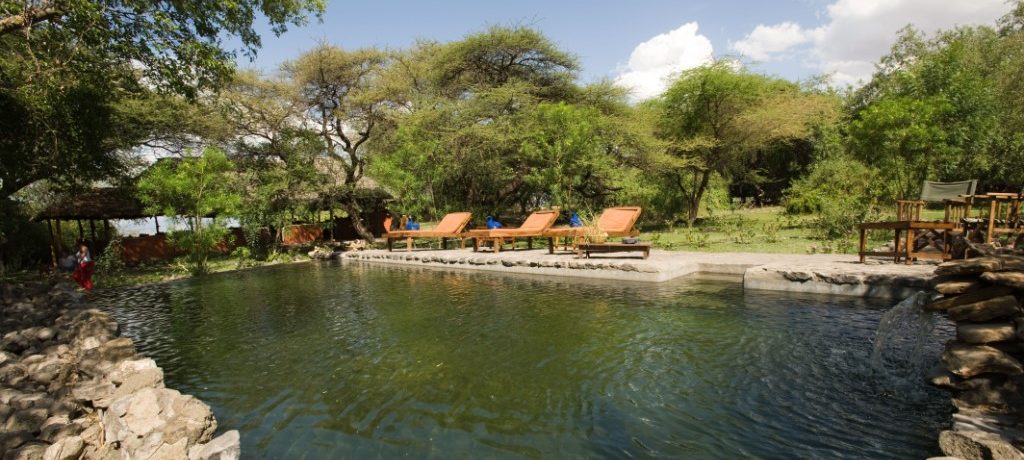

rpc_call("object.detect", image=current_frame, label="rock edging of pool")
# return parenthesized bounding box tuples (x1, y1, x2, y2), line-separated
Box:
(925, 256, 1024, 459)
(343, 248, 936, 298)
(0, 279, 240, 460)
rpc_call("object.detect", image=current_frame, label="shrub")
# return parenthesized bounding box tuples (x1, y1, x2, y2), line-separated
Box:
(785, 155, 885, 240)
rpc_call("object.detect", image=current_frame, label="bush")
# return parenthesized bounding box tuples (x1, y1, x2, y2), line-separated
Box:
(784, 155, 885, 240)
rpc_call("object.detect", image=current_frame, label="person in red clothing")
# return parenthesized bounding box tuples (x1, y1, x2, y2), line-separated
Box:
(71, 242, 95, 291)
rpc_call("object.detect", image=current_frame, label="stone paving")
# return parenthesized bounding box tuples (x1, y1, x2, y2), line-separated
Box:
(343, 247, 937, 298)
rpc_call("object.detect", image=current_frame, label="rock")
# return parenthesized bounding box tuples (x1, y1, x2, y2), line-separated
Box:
(4, 407, 49, 434)
(936, 257, 1005, 276)
(938, 430, 1024, 460)
(42, 436, 83, 460)
(96, 367, 164, 407)
(982, 271, 1024, 289)
(944, 344, 1024, 378)
(781, 271, 813, 282)
(931, 276, 986, 295)
(189, 430, 241, 460)
(71, 380, 115, 404)
(150, 438, 189, 460)
(947, 296, 1020, 322)
(958, 322, 1018, 344)
(34, 328, 55, 342)
(0, 431, 33, 453)
(927, 286, 1015, 312)
(4, 442, 48, 460)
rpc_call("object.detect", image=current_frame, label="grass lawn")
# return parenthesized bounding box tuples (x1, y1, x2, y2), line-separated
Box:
(640, 206, 948, 254)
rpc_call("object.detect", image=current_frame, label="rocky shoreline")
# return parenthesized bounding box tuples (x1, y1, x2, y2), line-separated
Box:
(926, 256, 1024, 459)
(0, 279, 239, 460)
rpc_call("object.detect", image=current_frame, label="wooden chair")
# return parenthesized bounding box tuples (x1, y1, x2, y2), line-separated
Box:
(385, 212, 473, 251)
(859, 179, 976, 264)
(542, 207, 642, 253)
(462, 210, 560, 254)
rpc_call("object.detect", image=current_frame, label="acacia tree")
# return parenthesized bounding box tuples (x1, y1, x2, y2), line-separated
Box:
(657, 61, 838, 224)
(287, 45, 391, 242)
(217, 71, 327, 252)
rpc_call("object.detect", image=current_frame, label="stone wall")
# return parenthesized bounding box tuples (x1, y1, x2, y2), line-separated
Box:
(926, 256, 1024, 459)
(0, 279, 240, 460)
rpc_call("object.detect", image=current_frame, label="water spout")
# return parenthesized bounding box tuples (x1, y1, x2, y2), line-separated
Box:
(870, 291, 944, 397)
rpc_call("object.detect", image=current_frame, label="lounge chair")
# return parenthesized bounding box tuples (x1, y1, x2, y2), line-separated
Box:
(542, 207, 642, 254)
(463, 210, 559, 253)
(385, 212, 472, 251)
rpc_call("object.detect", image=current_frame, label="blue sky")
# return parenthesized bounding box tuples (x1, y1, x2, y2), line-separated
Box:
(236, 0, 1009, 100)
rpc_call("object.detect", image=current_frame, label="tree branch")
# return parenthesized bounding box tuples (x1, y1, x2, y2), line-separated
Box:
(0, 4, 63, 37)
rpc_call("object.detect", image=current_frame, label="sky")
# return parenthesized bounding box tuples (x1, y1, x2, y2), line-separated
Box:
(235, 0, 1011, 101)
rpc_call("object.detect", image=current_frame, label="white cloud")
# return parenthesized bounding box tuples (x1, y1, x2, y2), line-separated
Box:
(614, 22, 714, 101)
(736, 0, 1007, 86)
(731, 22, 810, 61)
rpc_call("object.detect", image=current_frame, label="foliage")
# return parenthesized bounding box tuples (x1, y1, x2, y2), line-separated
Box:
(137, 148, 241, 274)
(656, 60, 840, 224)
(785, 155, 884, 240)
(847, 13, 1024, 194)
(286, 44, 391, 241)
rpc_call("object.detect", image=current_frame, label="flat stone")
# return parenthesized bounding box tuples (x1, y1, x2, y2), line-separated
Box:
(5, 442, 48, 460)
(782, 271, 813, 282)
(944, 343, 1024, 378)
(938, 430, 1024, 460)
(958, 323, 1018, 344)
(936, 257, 1005, 276)
(982, 271, 1024, 289)
(931, 276, 986, 295)
(188, 430, 241, 460)
(43, 435, 83, 460)
(947, 295, 1020, 322)
(927, 286, 1015, 312)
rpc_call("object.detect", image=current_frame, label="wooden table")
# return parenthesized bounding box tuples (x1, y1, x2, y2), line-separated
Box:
(576, 242, 651, 259)
(958, 193, 1023, 244)
(858, 221, 955, 264)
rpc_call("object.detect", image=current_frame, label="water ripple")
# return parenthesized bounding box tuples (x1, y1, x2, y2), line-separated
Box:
(90, 262, 953, 459)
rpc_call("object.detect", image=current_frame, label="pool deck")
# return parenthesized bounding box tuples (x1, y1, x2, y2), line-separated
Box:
(342, 248, 937, 299)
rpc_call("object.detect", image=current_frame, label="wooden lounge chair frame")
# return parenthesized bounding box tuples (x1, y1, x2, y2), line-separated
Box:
(385, 212, 472, 251)
(463, 210, 559, 254)
(542, 206, 642, 254)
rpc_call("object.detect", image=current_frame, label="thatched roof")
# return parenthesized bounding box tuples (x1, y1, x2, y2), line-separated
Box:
(33, 188, 148, 221)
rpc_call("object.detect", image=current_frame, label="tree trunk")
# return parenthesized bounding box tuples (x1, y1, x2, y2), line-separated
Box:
(686, 170, 712, 226)
(343, 199, 375, 243)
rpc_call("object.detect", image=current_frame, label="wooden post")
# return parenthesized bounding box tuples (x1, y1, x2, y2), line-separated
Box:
(77, 219, 84, 240)
(988, 199, 997, 244)
(905, 227, 913, 265)
(46, 219, 57, 268)
(89, 220, 97, 242)
(154, 216, 160, 234)
(103, 220, 111, 239)
(859, 227, 866, 263)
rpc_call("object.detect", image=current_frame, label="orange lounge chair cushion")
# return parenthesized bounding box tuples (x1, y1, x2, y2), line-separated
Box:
(465, 210, 559, 237)
(541, 207, 642, 237)
(387, 212, 472, 238)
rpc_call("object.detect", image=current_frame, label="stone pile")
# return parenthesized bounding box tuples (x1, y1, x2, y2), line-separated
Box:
(0, 279, 240, 460)
(926, 256, 1024, 459)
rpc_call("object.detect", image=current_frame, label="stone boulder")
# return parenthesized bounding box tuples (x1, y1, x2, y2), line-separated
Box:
(939, 430, 1024, 460)
(983, 272, 1024, 290)
(947, 296, 1021, 322)
(959, 323, 1018, 344)
(937, 257, 1006, 276)
(944, 344, 1024, 379)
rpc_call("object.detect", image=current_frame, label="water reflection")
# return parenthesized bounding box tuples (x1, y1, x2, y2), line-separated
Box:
(92, 261, 952, 459)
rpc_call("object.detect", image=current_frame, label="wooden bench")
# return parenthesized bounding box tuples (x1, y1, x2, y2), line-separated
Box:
(576, 242, 651, 260)
(858, 221, 956, 264)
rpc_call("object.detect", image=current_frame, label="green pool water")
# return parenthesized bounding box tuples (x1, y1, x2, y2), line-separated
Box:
(91, 261, 951, 458)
